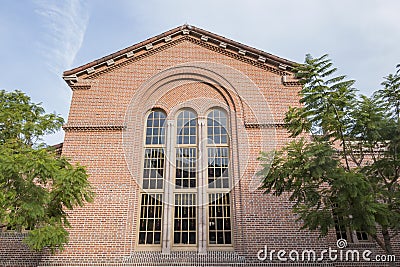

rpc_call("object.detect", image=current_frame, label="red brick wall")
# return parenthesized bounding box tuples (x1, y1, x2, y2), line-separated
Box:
(2, 34, 398, 267)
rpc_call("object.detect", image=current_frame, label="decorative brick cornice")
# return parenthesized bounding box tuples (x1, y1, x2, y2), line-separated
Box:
(70, 84, 91, 91)
(189, 37, 287, 76)
(244, 123, 286, 128)
(282, 81, 302, 87)
(63, 24, 300, 86)
(282, 75, 302, 87)
(63, 125, 126, 132)
(84, 35, 293, 81)
(85, 38, 182, 80)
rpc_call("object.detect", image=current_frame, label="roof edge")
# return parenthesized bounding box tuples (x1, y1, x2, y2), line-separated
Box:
(63, 24, 299, 77)
(63, 25, 184, 76)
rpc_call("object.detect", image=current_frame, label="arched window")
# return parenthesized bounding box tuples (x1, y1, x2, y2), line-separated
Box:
(174, 110, 197, 246)
(207, 109, 232, 245)
(138, 108, 232, 249)
(138, 110, 166, 245)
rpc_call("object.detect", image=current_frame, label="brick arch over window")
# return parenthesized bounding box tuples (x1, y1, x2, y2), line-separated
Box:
(123, 62, 274, 176)
(124, 61, 276, 127)
(132, 64, 244, 115)
(123, 62, 275, 253)
(155, 82, 228, 116)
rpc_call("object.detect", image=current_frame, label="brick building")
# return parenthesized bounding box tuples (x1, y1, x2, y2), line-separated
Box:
(1, 25, 397, 266)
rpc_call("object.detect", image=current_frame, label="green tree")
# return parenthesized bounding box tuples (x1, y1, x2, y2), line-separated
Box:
(259, 55, 400, 262)
(0, 90, 94, 252)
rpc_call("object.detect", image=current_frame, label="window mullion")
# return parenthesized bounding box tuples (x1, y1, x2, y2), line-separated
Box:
(197, 117, 207, 254)
(162, 119, 175, 253)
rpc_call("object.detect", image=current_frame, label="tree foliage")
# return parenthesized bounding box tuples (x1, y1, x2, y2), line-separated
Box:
(259, 55, 400, 259)
(0, 90, 94, 252)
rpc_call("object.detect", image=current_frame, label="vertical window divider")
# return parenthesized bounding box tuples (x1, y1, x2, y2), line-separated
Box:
(197, 116, 207, 254)
(162, 119, 175, 254)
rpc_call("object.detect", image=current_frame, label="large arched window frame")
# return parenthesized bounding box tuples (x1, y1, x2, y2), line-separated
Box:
(138, 107, 233, 252)
(206, 109, 232, 246)
(173, 109, 198, 248)
(138, 109, 166, 247)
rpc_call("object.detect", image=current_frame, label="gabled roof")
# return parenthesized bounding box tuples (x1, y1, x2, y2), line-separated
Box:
(63, 24, 299, 85)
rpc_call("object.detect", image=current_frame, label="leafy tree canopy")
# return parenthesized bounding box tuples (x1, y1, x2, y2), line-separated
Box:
(259, 55, 400, 260)
(0, 90, 93, 252)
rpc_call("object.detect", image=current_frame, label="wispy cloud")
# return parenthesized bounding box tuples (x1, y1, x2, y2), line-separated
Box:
(34, 0, 89, 75)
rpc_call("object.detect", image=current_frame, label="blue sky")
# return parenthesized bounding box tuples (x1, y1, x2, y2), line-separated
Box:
(1, 0, 399, 144)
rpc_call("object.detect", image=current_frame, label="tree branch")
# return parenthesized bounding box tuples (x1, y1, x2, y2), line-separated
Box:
(331, 103, 350, 171)
(371, 233, 386, 252)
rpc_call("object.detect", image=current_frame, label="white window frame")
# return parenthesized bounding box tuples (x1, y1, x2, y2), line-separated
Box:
(137, 107, 234, 252)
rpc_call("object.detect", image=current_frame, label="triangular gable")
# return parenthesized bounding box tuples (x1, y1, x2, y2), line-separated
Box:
(63, 24, 299, 87)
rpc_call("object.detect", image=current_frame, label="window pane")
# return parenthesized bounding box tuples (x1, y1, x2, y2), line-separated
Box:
(145, 110, 166, 145)
(154, 232, 161, 244)
(153, 127, 159, 135)
(224, 232, 232, 244)
(208, 147, 229, 188)
(176, 148, 197, 188)
(139, 232, 146, 244)
(356, 231, 369, 241)
(174, 233, 180, 244)
(333, 209, 350, 242)
(221, 135, 227, 144)
(145, 137, 151, 145)
(174, 194, 197, 245)
(208, 193, 232, 245)
(207, 109, 228, 145)
(143, 148, 165, 189)
(138, 194, 163, 245)
(177, 110, 197, 145)
(189, 232, 196, 244)
(190, 136, 196, 144)
(209, 232, 216, 244)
